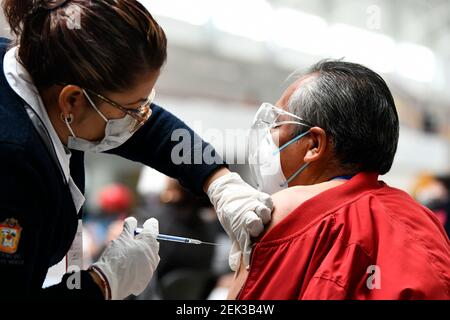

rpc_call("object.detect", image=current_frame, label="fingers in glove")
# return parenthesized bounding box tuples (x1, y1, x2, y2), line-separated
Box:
(259, 192, 274, 209)
(254, 204, 272, 225)
(120, 217, 138, 239)
(234, 231, 253, 270)
(242, 238, 253, 269)
(259, 191, 273, 204)
(228, 241, 242, 272)
(142, 218, 159, 238)
(243, 211, 264, 238)
(136, 218, 160, 251)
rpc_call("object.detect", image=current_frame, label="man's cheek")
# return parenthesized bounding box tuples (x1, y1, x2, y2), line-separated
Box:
(279, 153, 290, 177)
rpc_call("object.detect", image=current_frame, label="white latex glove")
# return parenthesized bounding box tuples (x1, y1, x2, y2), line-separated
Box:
(207, 172, 273, 271)
(92, 217, 160, 300)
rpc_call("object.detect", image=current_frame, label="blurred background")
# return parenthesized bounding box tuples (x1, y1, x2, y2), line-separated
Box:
(1, 0, 449, 299)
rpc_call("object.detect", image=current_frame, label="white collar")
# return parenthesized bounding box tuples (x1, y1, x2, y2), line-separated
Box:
(3, 46, 85, 213)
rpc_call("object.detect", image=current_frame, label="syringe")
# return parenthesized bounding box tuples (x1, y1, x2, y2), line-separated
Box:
(134, 228, 220, 246)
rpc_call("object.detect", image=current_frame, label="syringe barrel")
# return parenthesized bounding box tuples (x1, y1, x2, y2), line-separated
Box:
(134, 229, 197, 244)
(156, 234, 190, 244)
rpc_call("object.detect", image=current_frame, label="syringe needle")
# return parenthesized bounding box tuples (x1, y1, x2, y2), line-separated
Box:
(199, 241, 222, 246)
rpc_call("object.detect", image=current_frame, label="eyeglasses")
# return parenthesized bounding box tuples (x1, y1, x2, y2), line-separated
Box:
(84, 87, 156, 133)
(253, 103, 313, 129)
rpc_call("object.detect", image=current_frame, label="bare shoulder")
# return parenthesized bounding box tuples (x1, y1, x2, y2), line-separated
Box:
(268, 180, 345, 230)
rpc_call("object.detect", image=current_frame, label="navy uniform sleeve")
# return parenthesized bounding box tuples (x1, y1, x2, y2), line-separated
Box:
(0, 143, 102, 299)
(106, 104, 226, 194)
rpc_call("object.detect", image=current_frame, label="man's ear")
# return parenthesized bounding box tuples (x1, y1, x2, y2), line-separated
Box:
(57, 85, 85, 120)
(304, 127, 327, 163)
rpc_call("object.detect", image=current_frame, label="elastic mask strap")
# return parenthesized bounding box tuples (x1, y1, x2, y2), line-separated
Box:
(65, 117, 77, 138)
(82, 89, 108, 122)
(273, 131, 310, 155)
(272, 130, 310, 188)
(281, 162, 309, 187)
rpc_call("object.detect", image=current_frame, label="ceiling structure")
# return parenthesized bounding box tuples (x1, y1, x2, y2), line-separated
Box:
(147, 0, 450, 115)
(0, 0, 449, 112)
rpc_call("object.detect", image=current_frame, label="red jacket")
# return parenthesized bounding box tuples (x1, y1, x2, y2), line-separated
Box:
(237, 172, 450, 300)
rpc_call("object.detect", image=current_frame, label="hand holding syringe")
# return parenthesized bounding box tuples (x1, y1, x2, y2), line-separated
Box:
(134, 228, 220, 246)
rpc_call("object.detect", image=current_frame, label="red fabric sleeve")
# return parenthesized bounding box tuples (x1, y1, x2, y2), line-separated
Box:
(300, 276, 347, 299)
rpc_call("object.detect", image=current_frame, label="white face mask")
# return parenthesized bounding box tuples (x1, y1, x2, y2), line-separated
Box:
(249, 129, 310, 194)
(65, 89, 138, 153)
(250, 131, 287, 194)
(248, 103, 311, 194)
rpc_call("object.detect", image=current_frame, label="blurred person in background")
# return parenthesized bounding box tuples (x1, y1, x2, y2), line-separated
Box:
(83, 184, 135, 266)
(0, 0, 273, 299)
(413, 173, 450, 236)
(228, 60, 450, 300)
(134, 177, 221, 299)
(150, 178, 217, 280)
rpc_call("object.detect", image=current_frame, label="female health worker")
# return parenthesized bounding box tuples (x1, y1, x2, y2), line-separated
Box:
(0, 0, 272, 299)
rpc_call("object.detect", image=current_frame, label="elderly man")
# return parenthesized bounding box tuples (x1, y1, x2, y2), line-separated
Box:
(228, 60, 450, 300)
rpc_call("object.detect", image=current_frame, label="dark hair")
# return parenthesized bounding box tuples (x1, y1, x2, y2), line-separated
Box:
(2, 0, 167, 93)
(288, 60, 399, 175)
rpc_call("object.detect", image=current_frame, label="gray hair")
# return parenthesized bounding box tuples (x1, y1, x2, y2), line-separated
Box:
(285, 60, 399, 175)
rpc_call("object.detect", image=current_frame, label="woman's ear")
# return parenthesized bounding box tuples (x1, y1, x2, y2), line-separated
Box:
(304, 127, 327, 163)
(57, 85, 85, 120)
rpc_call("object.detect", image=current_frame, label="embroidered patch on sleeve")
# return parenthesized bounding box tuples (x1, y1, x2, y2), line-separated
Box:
(0, 218, 22, 254)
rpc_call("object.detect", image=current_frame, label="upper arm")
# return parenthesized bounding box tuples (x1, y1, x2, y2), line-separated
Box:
(0, 143, 47, 297)
(106, 104, 225, 194)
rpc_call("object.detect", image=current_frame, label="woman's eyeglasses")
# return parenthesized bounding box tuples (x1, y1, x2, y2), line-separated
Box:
(84, 88, 156, 133)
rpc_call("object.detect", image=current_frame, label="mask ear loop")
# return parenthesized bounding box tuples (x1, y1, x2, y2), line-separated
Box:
(273, 130, 311, 188)
(275, 130, 310, 154)
(282, 162, 309, 187)
(82, 89, 108, 123)
(61, 112, 77, 138)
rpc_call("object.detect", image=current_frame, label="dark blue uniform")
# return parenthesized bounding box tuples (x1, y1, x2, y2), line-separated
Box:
(0, 38, 224, 299)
